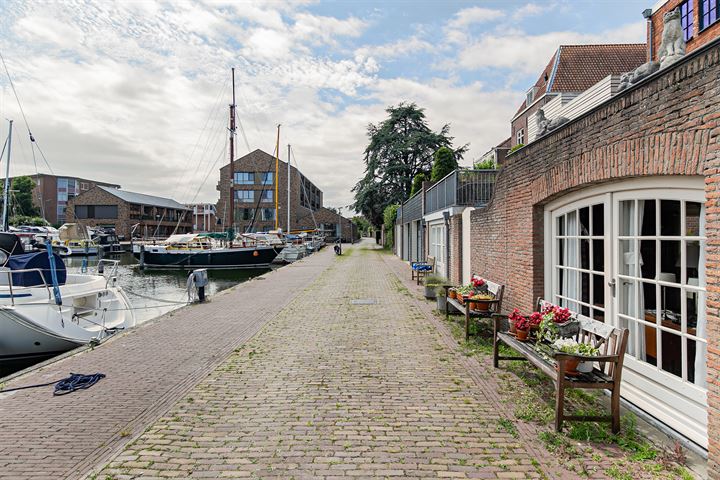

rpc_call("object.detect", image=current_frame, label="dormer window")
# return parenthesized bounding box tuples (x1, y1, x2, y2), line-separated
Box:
(526, 86, 538, 106)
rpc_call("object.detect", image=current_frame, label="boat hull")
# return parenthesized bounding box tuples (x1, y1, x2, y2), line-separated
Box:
(133, 245, 279, 269)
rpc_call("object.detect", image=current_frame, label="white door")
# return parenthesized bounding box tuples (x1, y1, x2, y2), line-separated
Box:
(612, 190, 707, 447)
(547, 183, 707, 447)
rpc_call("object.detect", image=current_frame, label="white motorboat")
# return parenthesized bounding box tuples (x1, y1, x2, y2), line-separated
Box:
(0, 233, 135, 361)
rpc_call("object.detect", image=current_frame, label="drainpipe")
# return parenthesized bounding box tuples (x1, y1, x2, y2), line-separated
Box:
(643, 8, 653, 62)
(443, 211, 450, 281)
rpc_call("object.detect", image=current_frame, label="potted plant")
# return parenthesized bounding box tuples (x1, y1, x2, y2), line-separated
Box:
(509, 309, 530, 341)
(537, 305, 577, 343)
(423, 275, 445, 299)
(448, 288, 457, 299)
(471, 292, 495, 311)
(552, 338, 600, 374)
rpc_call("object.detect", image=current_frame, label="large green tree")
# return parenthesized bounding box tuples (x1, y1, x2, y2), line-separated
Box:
(0, 175, 40, 219)
(352, 103, 466, 226)
(431, 147, 458, 181)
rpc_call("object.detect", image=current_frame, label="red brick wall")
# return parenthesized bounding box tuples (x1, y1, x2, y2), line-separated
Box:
(470, 42, 719, 460)
(472, 43, 717, 311)
(449, 214, 462, 284)
(651, 0, 720, 62)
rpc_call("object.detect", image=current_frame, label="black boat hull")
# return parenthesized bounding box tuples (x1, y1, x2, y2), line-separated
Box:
(133, 246, 280, 269)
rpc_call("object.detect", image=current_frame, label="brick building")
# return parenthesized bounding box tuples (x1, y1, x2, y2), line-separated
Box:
(395, 0, 720, 465)
(510, 44, 646, 148)
(216, 149, 322, 233)
(66, 186, 192, 238)
(9, 173, 120, 225)
(187, 203, 218, 233)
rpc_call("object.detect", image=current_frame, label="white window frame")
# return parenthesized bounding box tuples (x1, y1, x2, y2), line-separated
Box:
(516, 128, 524, 145)
(543, 176, 708, 448)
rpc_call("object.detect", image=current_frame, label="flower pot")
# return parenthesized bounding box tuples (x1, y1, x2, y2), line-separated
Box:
(468, 301, 477, 310)
(509, 321, 517, 334)
(556, 319, 580, 338)
(516, 329, 529, 341)
(436, 295, 447, 313)
(475, 301, 491, 311)
(448, 290, 457, 299)
(561, 358, 580, 374)
(424, 286, 437, 299)
(577, 361, 593, 373)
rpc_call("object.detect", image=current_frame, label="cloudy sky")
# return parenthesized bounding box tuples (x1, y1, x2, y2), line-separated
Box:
(0, 0, 647, 210)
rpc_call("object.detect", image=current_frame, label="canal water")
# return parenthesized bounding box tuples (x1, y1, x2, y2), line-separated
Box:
(0, 253, 270, 377)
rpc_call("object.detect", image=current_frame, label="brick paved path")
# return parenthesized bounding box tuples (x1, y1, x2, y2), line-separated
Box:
(101, 243, 555, 479)
(0, 250, 334, 480)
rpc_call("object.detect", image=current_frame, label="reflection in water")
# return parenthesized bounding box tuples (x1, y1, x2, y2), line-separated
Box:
(0, 253, 270, 377)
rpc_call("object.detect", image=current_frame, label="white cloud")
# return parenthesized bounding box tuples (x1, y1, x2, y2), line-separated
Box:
(512, 3, 551, 20)
(354, 36, 435, 61)
(456, 21, 646, 74)
(447, 6, 505, 30)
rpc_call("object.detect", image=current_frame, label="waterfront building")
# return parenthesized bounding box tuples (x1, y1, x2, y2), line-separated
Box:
(394, 1, 720, 463)
(66, 186, 192, 239)
(188, 203, 218, 233)
(216, 149, 356, 240)
(8, 173, 120, 225)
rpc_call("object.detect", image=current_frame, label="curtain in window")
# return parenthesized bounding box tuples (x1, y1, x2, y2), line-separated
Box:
(637, 202, 646, 361)
(562, 212, 578, 309)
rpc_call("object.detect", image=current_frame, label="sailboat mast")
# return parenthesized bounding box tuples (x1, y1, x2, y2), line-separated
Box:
(228, 68, 236, 238)
(2, 120, 13, 232)
(287, 144, 291, 232)
(274, 124, 280, 230)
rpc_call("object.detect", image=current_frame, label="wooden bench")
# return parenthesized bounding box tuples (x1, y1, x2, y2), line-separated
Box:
(411, 256, 435, 285)
(492, 299, 629, 433)
(444, 279, 504, 341)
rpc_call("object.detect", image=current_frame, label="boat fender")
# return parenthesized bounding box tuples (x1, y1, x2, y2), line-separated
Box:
(253, 250, 259, 257)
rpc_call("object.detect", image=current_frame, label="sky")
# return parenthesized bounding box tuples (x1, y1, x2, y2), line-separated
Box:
(0, 0, 649, 212)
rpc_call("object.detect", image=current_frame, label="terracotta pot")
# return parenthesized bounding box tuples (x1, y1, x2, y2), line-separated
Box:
(448, 290, 457, 299)
(475, 300, 491, 311)
(509, 321, 517, 334)
(558, 358, 580, 374)
(468, 301, 477, 310)
(516, 328, 529, 341)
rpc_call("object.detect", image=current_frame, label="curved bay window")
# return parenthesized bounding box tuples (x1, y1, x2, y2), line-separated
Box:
(546, 180, 707, 447)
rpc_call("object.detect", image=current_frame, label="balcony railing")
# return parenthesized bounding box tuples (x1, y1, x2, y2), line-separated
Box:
(425, 169, 496, 215)
(401, 192, 423, 223)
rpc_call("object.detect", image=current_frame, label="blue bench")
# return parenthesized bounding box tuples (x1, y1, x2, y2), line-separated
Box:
(411, 256, 435, 285)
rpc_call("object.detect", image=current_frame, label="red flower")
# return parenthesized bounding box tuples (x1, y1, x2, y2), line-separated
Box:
(508, 308, 530, 330)
(529, 311, 543, 327)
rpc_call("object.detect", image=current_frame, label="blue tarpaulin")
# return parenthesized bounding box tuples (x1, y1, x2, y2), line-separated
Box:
(6, 252, 66, 287)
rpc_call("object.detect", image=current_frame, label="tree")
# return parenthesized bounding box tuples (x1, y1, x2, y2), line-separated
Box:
(352, 216, 371, 236)
(410, 172, 427, 196)
(0, 175, 40, 220)
(352, 103, 467, 226)
(383, 204, 399, 248)
(11, 176, 40, 217)
(473, 157, 497, 170)
(431, 147, 458, 181)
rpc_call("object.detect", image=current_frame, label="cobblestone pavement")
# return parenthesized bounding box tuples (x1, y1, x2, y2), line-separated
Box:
(101, 242, 564, 479)
(0, 250, 334, 480)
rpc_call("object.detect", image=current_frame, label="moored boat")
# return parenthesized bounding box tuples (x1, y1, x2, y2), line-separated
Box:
(0, 233, 135, 362)
(132, 234, 279, 269)
(52, 223, 99, 256)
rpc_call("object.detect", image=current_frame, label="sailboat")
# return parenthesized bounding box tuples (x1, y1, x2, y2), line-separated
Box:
(0, 121, 135, 362)
(131, 69, 281, 270)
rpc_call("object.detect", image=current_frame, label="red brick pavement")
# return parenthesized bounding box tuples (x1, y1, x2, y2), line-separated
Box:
(0, 248, 335, 479)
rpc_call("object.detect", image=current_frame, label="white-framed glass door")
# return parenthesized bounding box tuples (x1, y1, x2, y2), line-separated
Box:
(612, 190, 707, 447)
(429, 223, 446, 278)
(546, 181, 707, 448)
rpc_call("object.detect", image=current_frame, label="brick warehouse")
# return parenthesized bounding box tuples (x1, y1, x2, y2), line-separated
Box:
(216, 148, 357, 240)
(395, 0, 720, 467)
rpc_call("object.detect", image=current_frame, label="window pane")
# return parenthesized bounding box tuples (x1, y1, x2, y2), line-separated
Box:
(660, 329, 682, 379)
(557, 238, 565, 265)
(640, 240, 656, 279)
(660, 200, 681, 236)
(686, 241, 701, 283)
(592, 204, 604, 236)
(640, 199, 656, 236)
(566, 210, 577, 236)
(620, 200, 635, 236)
(659, 240, 681, 281)
(593, 274, 605, 307)
(686, 202, 701, 236)
(619, 279, 636, 316)
(579, 207, 590, 236)
(641, 281, 657, 320)
(592, 239, 604, 271)
(580, 239, 590, 270)
(592, 308, 605, 323)
(687, 339, 707, 388)
(686, 289, 700, 333)
(557, 215, 565, 236)
(644, 324, 658, 365)
(619, 239, 636, 276)
(581, 272, 590, 305)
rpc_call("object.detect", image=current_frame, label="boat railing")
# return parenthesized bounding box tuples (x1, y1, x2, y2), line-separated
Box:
(0, 267, 52, 306)
(96, 259, 120, 288)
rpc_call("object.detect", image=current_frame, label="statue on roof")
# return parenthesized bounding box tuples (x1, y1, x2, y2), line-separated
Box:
(536, 109, 569, 137)
(658, 6, 686, 69)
